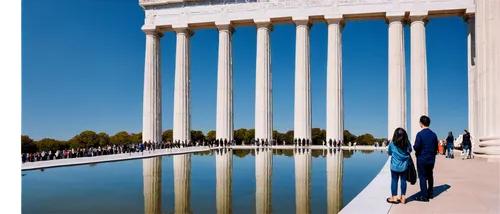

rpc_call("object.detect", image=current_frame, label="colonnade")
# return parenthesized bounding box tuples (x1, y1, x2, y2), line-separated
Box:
(143, 3, 500, 161)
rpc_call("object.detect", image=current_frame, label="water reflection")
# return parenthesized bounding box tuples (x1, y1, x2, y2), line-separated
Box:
(174, 154, 191, 214)
(255, 148, 272, 214)
(216, 148, 232, 214)
(143, 157, 162, 214)
(327, 149, 343, 214)
(294, 148, 311, 214)
(141, 149, 345, 214)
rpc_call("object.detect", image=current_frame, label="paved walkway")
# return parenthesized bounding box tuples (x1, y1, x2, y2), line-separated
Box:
(341, 152, 500, 214)
(21, 146, 210, 171)
(390, 153, 500, 214)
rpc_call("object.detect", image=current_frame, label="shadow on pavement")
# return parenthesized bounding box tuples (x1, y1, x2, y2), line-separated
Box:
(407, 184, 451, 203)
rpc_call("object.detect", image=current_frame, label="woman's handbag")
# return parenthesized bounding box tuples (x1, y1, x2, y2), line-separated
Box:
(407, 156, 417, 185)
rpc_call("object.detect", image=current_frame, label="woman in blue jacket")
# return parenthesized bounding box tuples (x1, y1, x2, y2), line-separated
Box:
(387, 127, 412, 204)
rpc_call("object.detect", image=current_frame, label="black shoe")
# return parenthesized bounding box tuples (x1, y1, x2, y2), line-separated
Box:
(414, 196, 430, 202)
(429, 193, 434, 199)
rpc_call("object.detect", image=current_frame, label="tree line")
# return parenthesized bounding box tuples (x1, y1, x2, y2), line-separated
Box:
(21, 129, 387, 153)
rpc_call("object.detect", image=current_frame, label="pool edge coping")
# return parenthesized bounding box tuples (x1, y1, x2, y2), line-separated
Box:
(339, 156, 392, 214)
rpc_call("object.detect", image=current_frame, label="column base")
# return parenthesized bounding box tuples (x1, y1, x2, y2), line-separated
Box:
(473, 137, 500, 162)
(473, 154, 500, 163)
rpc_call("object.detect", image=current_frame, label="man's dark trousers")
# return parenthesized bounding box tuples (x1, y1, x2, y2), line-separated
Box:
(417, 160, 435, 198)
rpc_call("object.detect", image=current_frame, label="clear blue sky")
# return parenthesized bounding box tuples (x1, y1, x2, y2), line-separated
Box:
(22, 0, 469, 141)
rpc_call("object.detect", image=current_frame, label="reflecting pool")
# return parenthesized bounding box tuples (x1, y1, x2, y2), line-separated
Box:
(22, 148, 388, 214)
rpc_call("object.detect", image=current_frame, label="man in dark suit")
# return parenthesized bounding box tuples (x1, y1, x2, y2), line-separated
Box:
(413, 115, 439, 202)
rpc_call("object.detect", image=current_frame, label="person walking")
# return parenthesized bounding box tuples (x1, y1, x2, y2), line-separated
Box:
(413, 115, 439, 202)
(446, 132, 454, 159)
(386, 127, 412, 204)
(461, 130, 472, 160)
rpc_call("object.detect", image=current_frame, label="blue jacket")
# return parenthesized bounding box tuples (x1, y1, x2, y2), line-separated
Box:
(388, 142, 412, 172)
(414, 128, 439, 164)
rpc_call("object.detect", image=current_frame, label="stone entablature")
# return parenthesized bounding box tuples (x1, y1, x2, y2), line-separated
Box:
(140, 0, 475, 30)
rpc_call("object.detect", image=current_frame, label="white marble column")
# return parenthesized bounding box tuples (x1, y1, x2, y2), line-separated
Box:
(409, 14, 429, 143)
(216, 24, 235, 141)
(174, 154, 191, 214)
(142, 27, 163, 143)
(173, 27, 193, 146)
(474, 1, 500, 161)
(327, 149, 343, 214)
(143, 157, 162, 214)
(294, 148, 311, 214)
(216, 149, 233, 214)
(255, 20, 273, 141)
(465, 14, 478, 151)
(255, 148, 273, 214)
(293, 18, 312, 141)
(386, 15, 407, 139)
(325, 16, 344, 143)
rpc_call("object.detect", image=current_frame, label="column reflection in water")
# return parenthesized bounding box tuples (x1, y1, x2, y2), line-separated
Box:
(294, 148, 311, 214)
(216, 148, 233, 214)
(255, 148, 273, 214)
(143, 157, 162, 214)
(326, 149, 343, 214)
(174, 154, 191, 214)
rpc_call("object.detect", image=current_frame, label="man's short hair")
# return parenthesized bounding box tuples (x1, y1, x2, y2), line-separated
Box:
(420, 115, 431, 127)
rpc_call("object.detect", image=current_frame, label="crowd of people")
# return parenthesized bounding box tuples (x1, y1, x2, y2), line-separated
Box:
(21, 136, 378, 164)
(440, 130, 473, 160)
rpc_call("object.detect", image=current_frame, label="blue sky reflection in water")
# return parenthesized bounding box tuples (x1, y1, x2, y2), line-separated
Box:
(22, 149, 387, 214)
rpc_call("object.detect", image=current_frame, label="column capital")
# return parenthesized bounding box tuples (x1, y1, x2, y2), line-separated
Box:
(254, 19, 273, 31)
(293, 17, 312, 29)
(385, 12, 407, 25)
(216, 23, 235, 34)
(325, 15, 346, 28)
(409, 11, 429, 25)
(142, 25, 164, 37)
(173, 27, 194, 37)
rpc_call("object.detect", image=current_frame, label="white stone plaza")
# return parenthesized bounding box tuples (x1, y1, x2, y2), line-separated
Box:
(138, 0, 500, 161)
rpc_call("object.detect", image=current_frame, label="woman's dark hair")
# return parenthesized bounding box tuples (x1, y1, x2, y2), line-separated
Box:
(448, 131, 453, 135)
(392, 127, 409, 151)
(464, 129, 469, 134)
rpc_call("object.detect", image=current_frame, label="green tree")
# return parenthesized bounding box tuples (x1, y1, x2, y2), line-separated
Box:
(343, 130, 356, 144)
(21, 135, 38, 153)
(130, 132, 142, 143)
(311, 128, 326, 145)
(71, 130, 100, 148)
(205, 130, 216, 141)
(234, 128, 247, 144)
(356, 133, 375, 145)
(190, 130, 205, 142)
(37, 138, 64, 151)
(98, 132, 110, 147)
(162, 129, 173, 142)
(245, 129, 255, 143)
(110, 131, 130, 145)
(284, 130, 294, 145)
